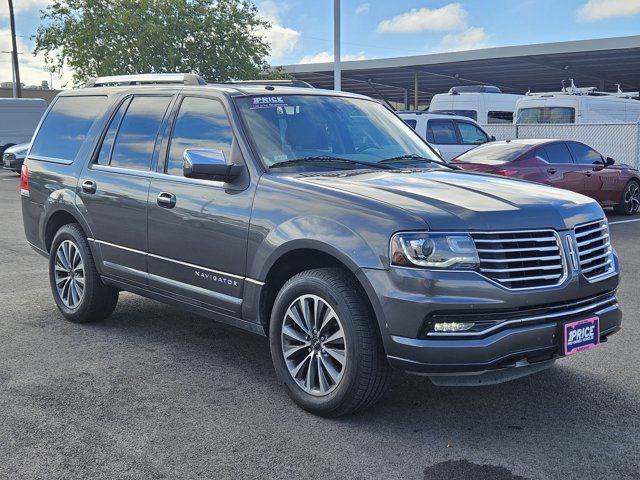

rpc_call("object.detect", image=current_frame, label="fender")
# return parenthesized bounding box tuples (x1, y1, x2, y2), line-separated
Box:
(251, 215, 386, 281)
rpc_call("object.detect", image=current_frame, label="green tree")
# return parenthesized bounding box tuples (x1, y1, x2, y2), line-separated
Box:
(34, 0, 272, 85)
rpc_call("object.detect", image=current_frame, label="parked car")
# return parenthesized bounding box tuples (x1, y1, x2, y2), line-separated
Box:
(3, 142, 30, 173)
(515, 80, 640, 124)
(397, 111, 493, 160)
(428, 85, 522, 124)
(0, 98, 47, 156)
(21, 74, 621, 416)
(451, 139, 640, 215)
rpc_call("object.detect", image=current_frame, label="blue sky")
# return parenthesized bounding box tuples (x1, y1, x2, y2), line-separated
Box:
(1, 0, 640, 86)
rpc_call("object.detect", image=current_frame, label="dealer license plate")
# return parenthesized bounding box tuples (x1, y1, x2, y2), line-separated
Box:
(563, 317, 600, 356)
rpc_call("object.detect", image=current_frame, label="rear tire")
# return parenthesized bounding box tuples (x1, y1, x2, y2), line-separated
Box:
(269, 268, 391, 417)
(613, 180, 640, 216)
(49, 224, 119, 323)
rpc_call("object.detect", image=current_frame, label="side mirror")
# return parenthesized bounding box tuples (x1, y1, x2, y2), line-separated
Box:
(183, 148, 243, 182)
(490, 135, 496, 142)
(605, 156, 615, 166)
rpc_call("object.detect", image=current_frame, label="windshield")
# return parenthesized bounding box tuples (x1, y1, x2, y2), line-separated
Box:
(454, 142, 531, 164)
(235, 94, 442, 169)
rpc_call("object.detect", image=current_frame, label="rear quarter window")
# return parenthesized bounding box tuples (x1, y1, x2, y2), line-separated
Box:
(29, 96, 107, 162)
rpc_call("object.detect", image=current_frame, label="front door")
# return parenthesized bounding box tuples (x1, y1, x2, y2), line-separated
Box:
(567, 141, 623, 205)
(147, 96, 254, 315)
(78, 94, 173, 285)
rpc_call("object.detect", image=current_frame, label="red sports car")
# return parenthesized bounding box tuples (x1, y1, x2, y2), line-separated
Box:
(451, 139, 640, 215)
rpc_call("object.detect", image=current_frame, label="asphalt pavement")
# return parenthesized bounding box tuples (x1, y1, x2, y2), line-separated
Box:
(0, 169, 638, 480)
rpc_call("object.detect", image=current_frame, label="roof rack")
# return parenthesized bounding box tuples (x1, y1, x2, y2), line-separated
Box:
(84, 73, 207, 88)
(220, 79, 314, 88)
(526, 79, 639, 99)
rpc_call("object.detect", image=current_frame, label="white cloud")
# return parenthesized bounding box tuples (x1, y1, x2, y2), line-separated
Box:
(299, 51, 368, 64)
(434, 27, 490, 53)
(256, 0, 301, 61)
(355, 3, 370, 15)
(0, 0, 50, 18)
(377, 3, 468, 33)
(0, 28, 70, 88)
(577, 0, 640, 21)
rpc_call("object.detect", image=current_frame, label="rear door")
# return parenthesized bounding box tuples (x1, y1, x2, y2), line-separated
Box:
(78, 94, 173, 285)
(146, 95, 253, 315)
(535, 142, 585, 194)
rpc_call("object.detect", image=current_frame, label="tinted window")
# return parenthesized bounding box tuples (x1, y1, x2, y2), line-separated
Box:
(568, 142, 602, 164)
(516, 107, 575, 124)
(167, 97, 233, 176)
(456, 121, 489, 145)
(96, 98, 130, 166)
(109, 96, 171, 171)
(403, 119, 417, 129)
(537, 142, 573, 164)
(427, 120, 458, 144)
(487, 111, 513, 124)
(30, 96, 107, 161)
(430, 109, 477, 120)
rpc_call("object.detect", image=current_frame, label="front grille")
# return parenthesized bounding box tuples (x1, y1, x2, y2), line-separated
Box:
(471, 230, 565, 289)
(574, 219, 614, 280)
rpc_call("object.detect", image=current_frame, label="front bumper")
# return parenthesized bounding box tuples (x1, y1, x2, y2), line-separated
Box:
(360, 253, 621, 380)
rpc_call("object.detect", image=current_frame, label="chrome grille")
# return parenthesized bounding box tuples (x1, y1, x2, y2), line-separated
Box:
(574, 220, 614, 280)
(471, 230, 565, 289)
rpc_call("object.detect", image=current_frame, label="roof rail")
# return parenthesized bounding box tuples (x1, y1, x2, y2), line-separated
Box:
(220, 79, 314, 88)
(84, 73, 207, 88)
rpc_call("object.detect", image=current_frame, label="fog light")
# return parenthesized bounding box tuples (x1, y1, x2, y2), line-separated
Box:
(433, 322, 475, 332)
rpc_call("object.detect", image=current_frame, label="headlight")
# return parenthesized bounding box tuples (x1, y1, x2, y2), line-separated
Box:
(390, 232, 479, 269)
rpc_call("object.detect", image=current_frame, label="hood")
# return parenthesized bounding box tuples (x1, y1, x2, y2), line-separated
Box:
(449, 161, 501, 173)
(298, 169, 603, 231)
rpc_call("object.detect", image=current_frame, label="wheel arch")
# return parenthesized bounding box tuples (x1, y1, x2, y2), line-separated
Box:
(252, 246, 383, 341)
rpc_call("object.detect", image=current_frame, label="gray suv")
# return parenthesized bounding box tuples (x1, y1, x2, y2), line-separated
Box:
(20, 74, 621, 416)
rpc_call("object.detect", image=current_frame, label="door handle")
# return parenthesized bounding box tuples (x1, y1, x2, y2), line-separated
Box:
(81, 180, 97, 194)
(157, 192, 176, 208)
(584, 171, 593, 177)
(547, 168, 557, 174)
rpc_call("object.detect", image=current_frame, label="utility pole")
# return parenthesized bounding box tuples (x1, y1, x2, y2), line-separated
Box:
(333, 0, 341, 91)
(8, 0, 22, 98)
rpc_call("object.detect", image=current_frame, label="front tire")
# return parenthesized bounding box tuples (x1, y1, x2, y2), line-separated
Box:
(613, 180, 640, 215)
(269, 268, 391, 417)
(49, 224, 119, 323)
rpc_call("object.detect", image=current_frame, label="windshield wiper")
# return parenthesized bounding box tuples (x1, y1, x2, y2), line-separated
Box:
(380, 154, 460, 170)
(269, 155, 394, 170)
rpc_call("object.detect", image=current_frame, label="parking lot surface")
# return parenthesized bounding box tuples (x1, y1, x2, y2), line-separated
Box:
(0, 169, 638, 480)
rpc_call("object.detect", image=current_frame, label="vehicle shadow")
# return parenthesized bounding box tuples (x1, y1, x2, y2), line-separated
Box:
(77, 294, 638, 479)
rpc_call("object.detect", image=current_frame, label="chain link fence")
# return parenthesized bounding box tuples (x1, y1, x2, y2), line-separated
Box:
(482, 123, 640, 169)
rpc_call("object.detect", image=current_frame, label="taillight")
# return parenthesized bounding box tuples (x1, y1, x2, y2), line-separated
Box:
(20, 165, 29, 197)
(494, 169, 518, 177)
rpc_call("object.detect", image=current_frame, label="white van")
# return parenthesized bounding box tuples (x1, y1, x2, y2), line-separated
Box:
(398, 112, 493, 161)
(428, 85, 522, 125)
(515, 81, 640, 124)
(0, 98, 48, 155)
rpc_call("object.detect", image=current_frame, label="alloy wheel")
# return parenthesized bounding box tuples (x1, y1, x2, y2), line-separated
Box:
(54, 240, 85, 309)
(281, 294, 347, 396)
(624, 182, 640, 213)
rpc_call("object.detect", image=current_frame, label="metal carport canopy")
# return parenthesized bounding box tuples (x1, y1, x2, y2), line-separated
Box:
(280, 35, 640, 107)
